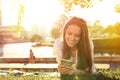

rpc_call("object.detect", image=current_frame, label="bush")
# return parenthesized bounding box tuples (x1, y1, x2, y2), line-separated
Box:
(96, 68, 120, 80)
(93, 38, 120, 55)
(30, 34, 43, 42)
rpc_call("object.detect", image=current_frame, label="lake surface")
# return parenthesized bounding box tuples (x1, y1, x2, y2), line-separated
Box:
(0, 42, 55, 58)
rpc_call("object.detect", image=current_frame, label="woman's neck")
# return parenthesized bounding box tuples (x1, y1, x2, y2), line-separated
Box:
(71, 47, 77, 57)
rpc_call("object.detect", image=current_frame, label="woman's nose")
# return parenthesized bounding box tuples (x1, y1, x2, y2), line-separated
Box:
(70, 35, 75, 40)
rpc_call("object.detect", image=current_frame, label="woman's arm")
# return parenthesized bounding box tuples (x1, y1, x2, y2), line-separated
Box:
(53, 39, 63, 64)
(59, 64, 87, 75)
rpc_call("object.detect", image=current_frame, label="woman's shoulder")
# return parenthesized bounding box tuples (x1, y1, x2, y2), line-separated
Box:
(54, 38, 63, 47)
(53, 38, 63, 63)
(89, 38, 94, 48)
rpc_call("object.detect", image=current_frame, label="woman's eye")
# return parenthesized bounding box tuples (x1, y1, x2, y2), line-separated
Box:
(67, 32, 72, 35)
(75, 34, 80, 37)
(67, 31, 80, 37)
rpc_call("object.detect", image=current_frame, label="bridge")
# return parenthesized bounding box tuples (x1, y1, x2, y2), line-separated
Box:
(0, 38, 120, 71)
(0, 56, 120, 71)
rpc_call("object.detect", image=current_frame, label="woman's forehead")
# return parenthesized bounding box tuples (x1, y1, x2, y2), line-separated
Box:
(66, 25, 81, 33)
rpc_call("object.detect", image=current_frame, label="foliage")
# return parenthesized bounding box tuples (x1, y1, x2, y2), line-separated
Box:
(97, 67, 120, 80)
(114, 2, 120, 13)
(59, 0, 94, 12)
(50, 15, 120, 39)
(93, 37, 120, 55)
(88, 20, 104, 38)
(103, 22, 120, 38)
(57, 0, 120, 39)
(51, 26, 62, 39)
(1, 68, 120, 80)
(104, 25, 114, 35)
(51, 17, 120, 39)
(50, 14, 68, 39)
(114, 22, 120, 35)
(88, 21, 120, 39)
(17, 3, 24, 34)
(0, 69, 60, 80)
(20, 30, 28, 40)
(30, 34, 43, 42)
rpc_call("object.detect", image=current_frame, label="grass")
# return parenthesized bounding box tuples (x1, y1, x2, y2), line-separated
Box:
(0, 69, 60, 80)
(0, 75, 60, 80)
(0, 67, 120, 80)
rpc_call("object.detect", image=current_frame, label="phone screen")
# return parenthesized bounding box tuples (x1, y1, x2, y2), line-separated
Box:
(61, 59, 72, 66)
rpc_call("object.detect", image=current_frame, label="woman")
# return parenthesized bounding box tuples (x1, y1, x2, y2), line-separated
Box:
(53, 16, 96, 80)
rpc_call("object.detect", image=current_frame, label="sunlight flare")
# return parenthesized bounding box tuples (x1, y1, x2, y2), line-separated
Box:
(2, 0, 64, 31)
(1, 0, 120, 29)
(22, 0, 64, 31)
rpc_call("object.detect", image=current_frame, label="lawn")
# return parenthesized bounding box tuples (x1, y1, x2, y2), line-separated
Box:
(0, 68, 120, 80)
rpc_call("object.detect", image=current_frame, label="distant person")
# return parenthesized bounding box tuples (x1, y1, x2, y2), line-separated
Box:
(53, 16, 96, 80)
(29, 49, 35, 63)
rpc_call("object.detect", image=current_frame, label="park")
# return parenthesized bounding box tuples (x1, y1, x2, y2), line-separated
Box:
(0, 0, 120, 80)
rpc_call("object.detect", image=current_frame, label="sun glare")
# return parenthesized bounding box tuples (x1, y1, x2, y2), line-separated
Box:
(2, 0, 19, 26)
(22, 0, 64, 31)
(2, 0, 64, 31)
(2, 0, 120, 30)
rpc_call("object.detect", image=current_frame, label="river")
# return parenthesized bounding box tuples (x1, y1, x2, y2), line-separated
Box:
(0, 42, 55, 58)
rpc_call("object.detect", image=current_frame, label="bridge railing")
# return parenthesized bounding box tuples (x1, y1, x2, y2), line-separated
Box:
(0, 56, 120, 71)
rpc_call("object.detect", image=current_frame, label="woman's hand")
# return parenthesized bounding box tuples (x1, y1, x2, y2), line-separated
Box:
(58, 64, 68, 74)
(76, 69, 86, 75)
(66, 65, 75, 75)
(58, 64, 75, 75)
(58, 64, 87, 75)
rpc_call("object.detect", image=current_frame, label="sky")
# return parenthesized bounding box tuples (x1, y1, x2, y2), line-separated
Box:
(1, 0, 120, 30)
(22, 0, 64, 31)
(70, 0, 120, 27)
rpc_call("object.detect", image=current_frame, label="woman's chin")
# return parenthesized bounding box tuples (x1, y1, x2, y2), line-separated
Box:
(68, 44, 75, 48)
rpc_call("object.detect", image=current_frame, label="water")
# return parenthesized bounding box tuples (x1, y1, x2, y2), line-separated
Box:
(0, 42, 55, 58)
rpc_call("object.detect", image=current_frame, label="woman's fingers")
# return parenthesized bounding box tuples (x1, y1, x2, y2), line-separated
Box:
(58, 65, 76, 75)
(58, 65, 68, 74)
(64, 66, 75, 75)
(58, 65, 87, 75)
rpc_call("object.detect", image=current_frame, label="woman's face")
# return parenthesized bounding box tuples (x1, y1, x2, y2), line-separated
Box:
(65, 24, 81, 48)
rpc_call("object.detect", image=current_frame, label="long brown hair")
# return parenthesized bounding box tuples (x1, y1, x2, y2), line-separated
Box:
(62, 16, 92, 72)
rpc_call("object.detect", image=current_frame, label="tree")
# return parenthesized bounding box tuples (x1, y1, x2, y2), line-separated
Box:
(50, 13, 68, 39)
(59, 0, 96, 12)
(104, 25, 114, 35)
(51, 26, 61, 39)
(114, 22, 120, 35)
(88, 20, 104, 38)
(17, 3, 24, 36)
(30, 34, 43, 42)
(114, 3, 120, 13)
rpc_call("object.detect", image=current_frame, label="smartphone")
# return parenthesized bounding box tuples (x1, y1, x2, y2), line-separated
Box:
(61, 59, 72, 66)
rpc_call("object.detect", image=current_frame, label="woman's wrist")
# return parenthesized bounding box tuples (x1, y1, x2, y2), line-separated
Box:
(74, 69, 86, 75)
(75, 69, 81, 74)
